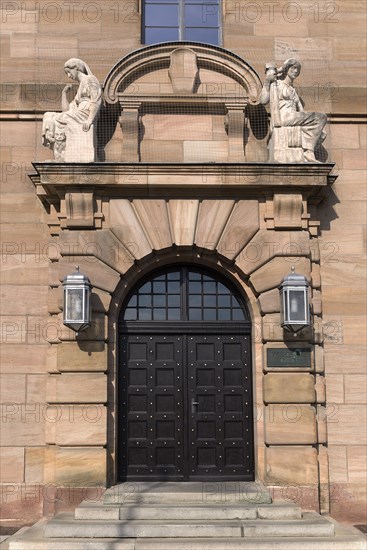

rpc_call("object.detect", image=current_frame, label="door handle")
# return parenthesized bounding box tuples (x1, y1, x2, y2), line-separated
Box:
(191, 399, 199, 414)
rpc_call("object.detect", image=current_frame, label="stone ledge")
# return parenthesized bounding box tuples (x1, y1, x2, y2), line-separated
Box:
(30, 162, 336, 206)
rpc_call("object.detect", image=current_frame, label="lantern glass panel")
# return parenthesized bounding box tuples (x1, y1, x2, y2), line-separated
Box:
(66, 288, 85, 322)
(288, 289, 306, 322)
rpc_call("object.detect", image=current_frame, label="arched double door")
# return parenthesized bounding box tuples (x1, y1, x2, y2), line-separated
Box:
(118, 265, 254, 481)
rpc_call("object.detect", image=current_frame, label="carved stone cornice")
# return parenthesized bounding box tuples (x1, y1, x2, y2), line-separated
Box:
(30, 162, 336, 205)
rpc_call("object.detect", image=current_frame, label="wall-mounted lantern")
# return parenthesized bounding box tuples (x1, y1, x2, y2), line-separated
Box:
(63, 266, 91, 333)
(279, 266, 310, 334)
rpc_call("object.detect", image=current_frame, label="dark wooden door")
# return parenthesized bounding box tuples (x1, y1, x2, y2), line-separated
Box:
(188, 334, 253, 480)
(119, 333, 185, 480)
(118, 266, 254, 481)
(119, 331, 254, 481)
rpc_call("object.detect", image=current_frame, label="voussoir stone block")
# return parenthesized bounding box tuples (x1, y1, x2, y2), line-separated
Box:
(50, 257, 120, 294)
(236, 230, 310, 276)
(110, 199, 152, 260)
(169, 199, 199, 246)
(59, 230, 134, 275)
(264, 404, 317, 444)
(133, 200, 173, 250)
(217, 200, 259, 260)
(263, 373, 316, 403)
(265, 446, 318, 485)
(195, 200, 235, 250)
(250, 257, 311, 294)
(46, 373, 107, 403)
(257, 288, 280, 314)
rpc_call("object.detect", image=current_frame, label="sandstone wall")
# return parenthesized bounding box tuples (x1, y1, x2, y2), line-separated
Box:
(0, 0, 366, 526)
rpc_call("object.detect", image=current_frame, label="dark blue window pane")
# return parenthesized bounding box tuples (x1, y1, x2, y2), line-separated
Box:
(145, 27, 179, 43)
(189, 308, 202, 320)
(139, 308, 152, 320)
(189, 281, 201, 293)
(147, 0, 179, 3)
(146, 4, 179, 25)
(153, 295, 166, 307)
(203, 295, 216, 307)
(126, 295, 137, 307)
(167, 281, 180, 293)
(167, 271, 180, 280)
(185, 27, 219, 44)
(203, 309, 216, 321)
(218, 309, 231, 321)
(189, 294, 201, 307)
(232, 309, 245, 321)
(153, 308, 166, 320)
(203, 281, 216, 293)
(154, 274, 165, 281)
(218, 295, 231, 307)
(168, 295, 180, 307)
(167, 308, 181, 320)
(186, 0, 218, 3)
(185, 4, 219, 27)
(140, 282, 151, 293)
(124, 308, 137, 320)
(232, 297, 242, 308)
(217, 283, 228, 294)
(139, 295, 152, 307)
(189, 272, 201, 280)
(153, 281, 165, 293)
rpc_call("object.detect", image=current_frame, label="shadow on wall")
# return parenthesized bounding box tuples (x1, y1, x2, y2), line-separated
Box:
(96, 102, 120, 162)
(318, 186, 340, 232)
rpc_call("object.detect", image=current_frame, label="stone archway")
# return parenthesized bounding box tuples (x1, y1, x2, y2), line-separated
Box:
(106, 247, 261, 486)
(117, 263, 254, 482)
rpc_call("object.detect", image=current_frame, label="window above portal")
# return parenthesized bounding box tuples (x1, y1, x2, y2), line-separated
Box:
(122, 267, 248, 323)
(142, 0, 221, 45)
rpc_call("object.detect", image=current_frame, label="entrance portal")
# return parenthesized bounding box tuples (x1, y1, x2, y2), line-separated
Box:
(118, 266, 254, 481)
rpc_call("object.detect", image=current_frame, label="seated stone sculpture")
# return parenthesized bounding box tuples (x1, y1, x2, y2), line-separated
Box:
(42, 58, 102, 162)
(260, 59, 327, 163)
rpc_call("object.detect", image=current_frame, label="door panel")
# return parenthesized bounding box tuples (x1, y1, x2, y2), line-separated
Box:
(120, 332, 254, 481)
(188, 334, 253, 480)
(120, 334, 185, 480)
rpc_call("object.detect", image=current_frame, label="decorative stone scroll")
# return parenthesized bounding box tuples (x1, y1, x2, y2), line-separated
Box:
(42, 58, 102, 162)
(260, 59, 327, 163)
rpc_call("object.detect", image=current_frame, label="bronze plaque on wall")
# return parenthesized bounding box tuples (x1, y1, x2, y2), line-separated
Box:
(267, 348, 311, 367)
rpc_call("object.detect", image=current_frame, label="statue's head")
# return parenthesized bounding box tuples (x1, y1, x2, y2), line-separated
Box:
(64, 58, 90, 75)
(278, 58, 301, 79)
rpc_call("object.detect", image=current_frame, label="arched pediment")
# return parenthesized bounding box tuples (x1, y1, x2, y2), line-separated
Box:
(103, 42, 263, 104)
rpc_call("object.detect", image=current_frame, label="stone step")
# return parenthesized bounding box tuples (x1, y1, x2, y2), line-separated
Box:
(43, 511, 335, 539)
(103, 481, 272, 505)
(74, 500, 302, 521)
(6, 518, 366, 550)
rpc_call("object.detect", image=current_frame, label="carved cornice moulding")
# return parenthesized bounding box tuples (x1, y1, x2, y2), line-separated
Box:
(30, 162, 336, 204)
